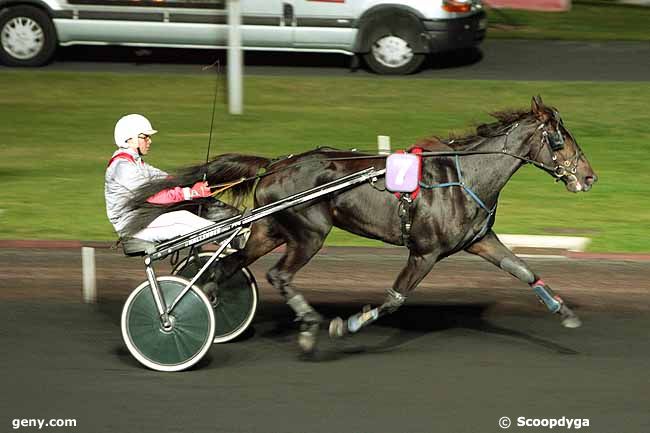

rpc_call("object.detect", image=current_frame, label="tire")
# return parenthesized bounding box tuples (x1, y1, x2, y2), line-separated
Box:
(361, 15, 426, 75)
(121, 276, 216, 372)
(172, 252, 258, 344)
(0, 6, 57, 67)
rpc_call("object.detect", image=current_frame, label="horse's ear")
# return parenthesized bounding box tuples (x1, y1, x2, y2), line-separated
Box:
(531, 95, 543, 113)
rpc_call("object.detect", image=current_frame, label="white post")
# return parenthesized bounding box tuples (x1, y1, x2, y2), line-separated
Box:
(377, 135, 391, 154)
(228, 0, 243, 115)
(82, 247, 97, 303)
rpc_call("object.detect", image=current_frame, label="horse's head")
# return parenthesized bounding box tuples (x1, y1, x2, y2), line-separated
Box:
(528, 96, 597, 193)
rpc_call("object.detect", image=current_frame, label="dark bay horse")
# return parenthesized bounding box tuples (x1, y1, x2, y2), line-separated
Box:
(128, 96, 597, 353)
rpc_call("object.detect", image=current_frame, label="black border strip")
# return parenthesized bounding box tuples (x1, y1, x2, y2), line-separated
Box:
(67, 0, 225, 9)
(78, 10, 163, 20)
(169, 13, 226, 24)
(296, 17, 355, 28)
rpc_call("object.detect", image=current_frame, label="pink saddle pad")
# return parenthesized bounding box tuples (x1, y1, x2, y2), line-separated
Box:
(386, 153, 420, 193)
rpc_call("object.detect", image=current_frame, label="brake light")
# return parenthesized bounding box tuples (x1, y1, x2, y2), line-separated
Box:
(442, 0, 471, 13)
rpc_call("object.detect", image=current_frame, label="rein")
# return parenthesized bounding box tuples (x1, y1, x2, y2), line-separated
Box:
(208, 119, 581, 193)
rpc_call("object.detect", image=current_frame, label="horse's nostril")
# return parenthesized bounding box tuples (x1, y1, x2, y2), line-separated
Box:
(585, 176, 595, 185)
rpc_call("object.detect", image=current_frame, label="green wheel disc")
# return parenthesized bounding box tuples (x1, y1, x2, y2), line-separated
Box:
(121, 276, 215, 372)
(173, 252, 258, 343)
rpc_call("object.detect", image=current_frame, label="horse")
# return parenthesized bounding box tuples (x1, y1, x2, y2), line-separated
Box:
(127, 96, 598, 354)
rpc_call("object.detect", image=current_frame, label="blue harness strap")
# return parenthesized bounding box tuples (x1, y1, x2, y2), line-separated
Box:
(419, 154, 496, 243)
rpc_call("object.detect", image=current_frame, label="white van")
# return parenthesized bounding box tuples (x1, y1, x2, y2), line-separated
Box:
(0, 0, 486, 74)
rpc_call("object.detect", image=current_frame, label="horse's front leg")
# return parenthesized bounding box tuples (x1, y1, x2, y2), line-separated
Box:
(330, 251, 438, 338)
(466, 230, 581, 328)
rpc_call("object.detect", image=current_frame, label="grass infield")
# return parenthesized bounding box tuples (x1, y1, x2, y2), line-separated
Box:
(487, 0, 650, 41)
(0, 71, 648, 252)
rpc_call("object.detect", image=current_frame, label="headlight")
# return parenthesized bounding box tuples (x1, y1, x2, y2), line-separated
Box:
(442, 0, 472, 13)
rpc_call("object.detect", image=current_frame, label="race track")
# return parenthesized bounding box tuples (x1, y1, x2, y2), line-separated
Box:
(3, 40, 650, 81)
(2, 37, 649, 432)
(1, 248, 649, 433)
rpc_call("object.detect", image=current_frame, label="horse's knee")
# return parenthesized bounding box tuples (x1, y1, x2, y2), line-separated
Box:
(381, 288, 407, 313)
(500, 257, 535, 283)
(266, 268, 295, 296)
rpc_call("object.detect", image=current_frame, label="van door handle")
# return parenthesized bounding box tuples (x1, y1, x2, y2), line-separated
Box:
(282, 3, 294, 26)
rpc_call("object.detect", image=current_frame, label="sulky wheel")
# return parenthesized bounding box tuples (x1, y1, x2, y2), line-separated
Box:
(121, 276, 215, 372)
(172, 252, 258, 344)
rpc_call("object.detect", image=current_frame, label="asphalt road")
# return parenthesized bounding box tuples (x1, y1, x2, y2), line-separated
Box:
(2, 302, 649, 433)
(3, 40, 649, 81)
(1, 248, 649, 433)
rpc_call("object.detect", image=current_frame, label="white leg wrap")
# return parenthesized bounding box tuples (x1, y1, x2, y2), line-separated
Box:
(287, 294, 313, 318)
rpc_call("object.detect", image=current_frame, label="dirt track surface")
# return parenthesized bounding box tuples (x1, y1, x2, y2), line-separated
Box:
(1, 247, 648, 312)
(1, 247, 649, 433)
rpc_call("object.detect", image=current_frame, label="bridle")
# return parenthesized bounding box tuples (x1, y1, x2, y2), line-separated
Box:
(529, 111, 583, 183)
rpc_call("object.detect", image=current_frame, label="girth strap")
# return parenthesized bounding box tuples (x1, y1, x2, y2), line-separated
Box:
(398, 193, 415, 248)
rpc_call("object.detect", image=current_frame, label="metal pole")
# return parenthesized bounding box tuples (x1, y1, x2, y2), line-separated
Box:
(228, 0, 243, 115)
(378, 135, 391, 155)
(81, 247, 96, 303)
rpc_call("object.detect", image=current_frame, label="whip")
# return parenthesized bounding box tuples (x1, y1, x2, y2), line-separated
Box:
(197, 59, 222, 217)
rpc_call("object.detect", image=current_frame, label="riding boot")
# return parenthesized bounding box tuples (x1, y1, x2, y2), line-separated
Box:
(230, 227, 251, 250)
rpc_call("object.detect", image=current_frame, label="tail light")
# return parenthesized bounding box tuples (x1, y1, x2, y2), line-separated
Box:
(442, 0, 472, 13)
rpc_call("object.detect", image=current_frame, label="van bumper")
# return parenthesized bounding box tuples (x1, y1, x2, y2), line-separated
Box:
(421, 11, 487, 53)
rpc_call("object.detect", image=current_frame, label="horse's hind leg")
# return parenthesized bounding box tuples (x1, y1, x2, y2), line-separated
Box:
(206, 218, 285, 299)
(330, 251, 438, 338)
(465, 230, 581, 328)
(266, 208, 331, 354)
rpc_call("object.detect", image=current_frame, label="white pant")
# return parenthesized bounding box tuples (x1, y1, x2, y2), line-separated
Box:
(133, 210, 214, 242)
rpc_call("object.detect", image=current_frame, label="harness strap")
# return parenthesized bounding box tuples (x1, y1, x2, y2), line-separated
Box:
(390, 147, 423, 249)
(250, 166, 268, 203)
(398, 194, 414, 248)
(418, 154, 497, 244)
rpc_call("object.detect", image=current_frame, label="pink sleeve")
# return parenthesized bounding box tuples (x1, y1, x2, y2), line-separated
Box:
(146, 186, 190, 204)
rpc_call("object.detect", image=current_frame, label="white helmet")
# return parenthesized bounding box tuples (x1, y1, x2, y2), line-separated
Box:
(114, 114, 158, 148)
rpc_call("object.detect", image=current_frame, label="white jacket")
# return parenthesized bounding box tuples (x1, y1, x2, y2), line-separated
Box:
(104, 148, 167, 236)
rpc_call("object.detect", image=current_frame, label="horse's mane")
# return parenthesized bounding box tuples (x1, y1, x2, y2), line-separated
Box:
(432, 108, 531, 150)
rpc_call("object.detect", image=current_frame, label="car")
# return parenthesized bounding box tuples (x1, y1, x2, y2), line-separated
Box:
(0, 0, 486, 74)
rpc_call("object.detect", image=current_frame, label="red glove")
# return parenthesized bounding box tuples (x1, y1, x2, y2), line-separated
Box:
(146, 181, 211, 204)
(188, 181, 211, 199)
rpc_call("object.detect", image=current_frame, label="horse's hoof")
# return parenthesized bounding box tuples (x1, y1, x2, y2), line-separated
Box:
(329, 317, 346, 338)
(562, 315, 582, 328)
(298, 324, 319, 354)
(559, 305, 582, 328)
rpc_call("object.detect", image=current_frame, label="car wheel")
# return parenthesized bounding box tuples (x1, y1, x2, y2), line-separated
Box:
(0, 6, 57, 67)
(363, 33, 425, 75)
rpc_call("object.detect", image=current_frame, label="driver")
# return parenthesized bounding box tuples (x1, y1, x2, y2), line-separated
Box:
(105, 114, 230, 242)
